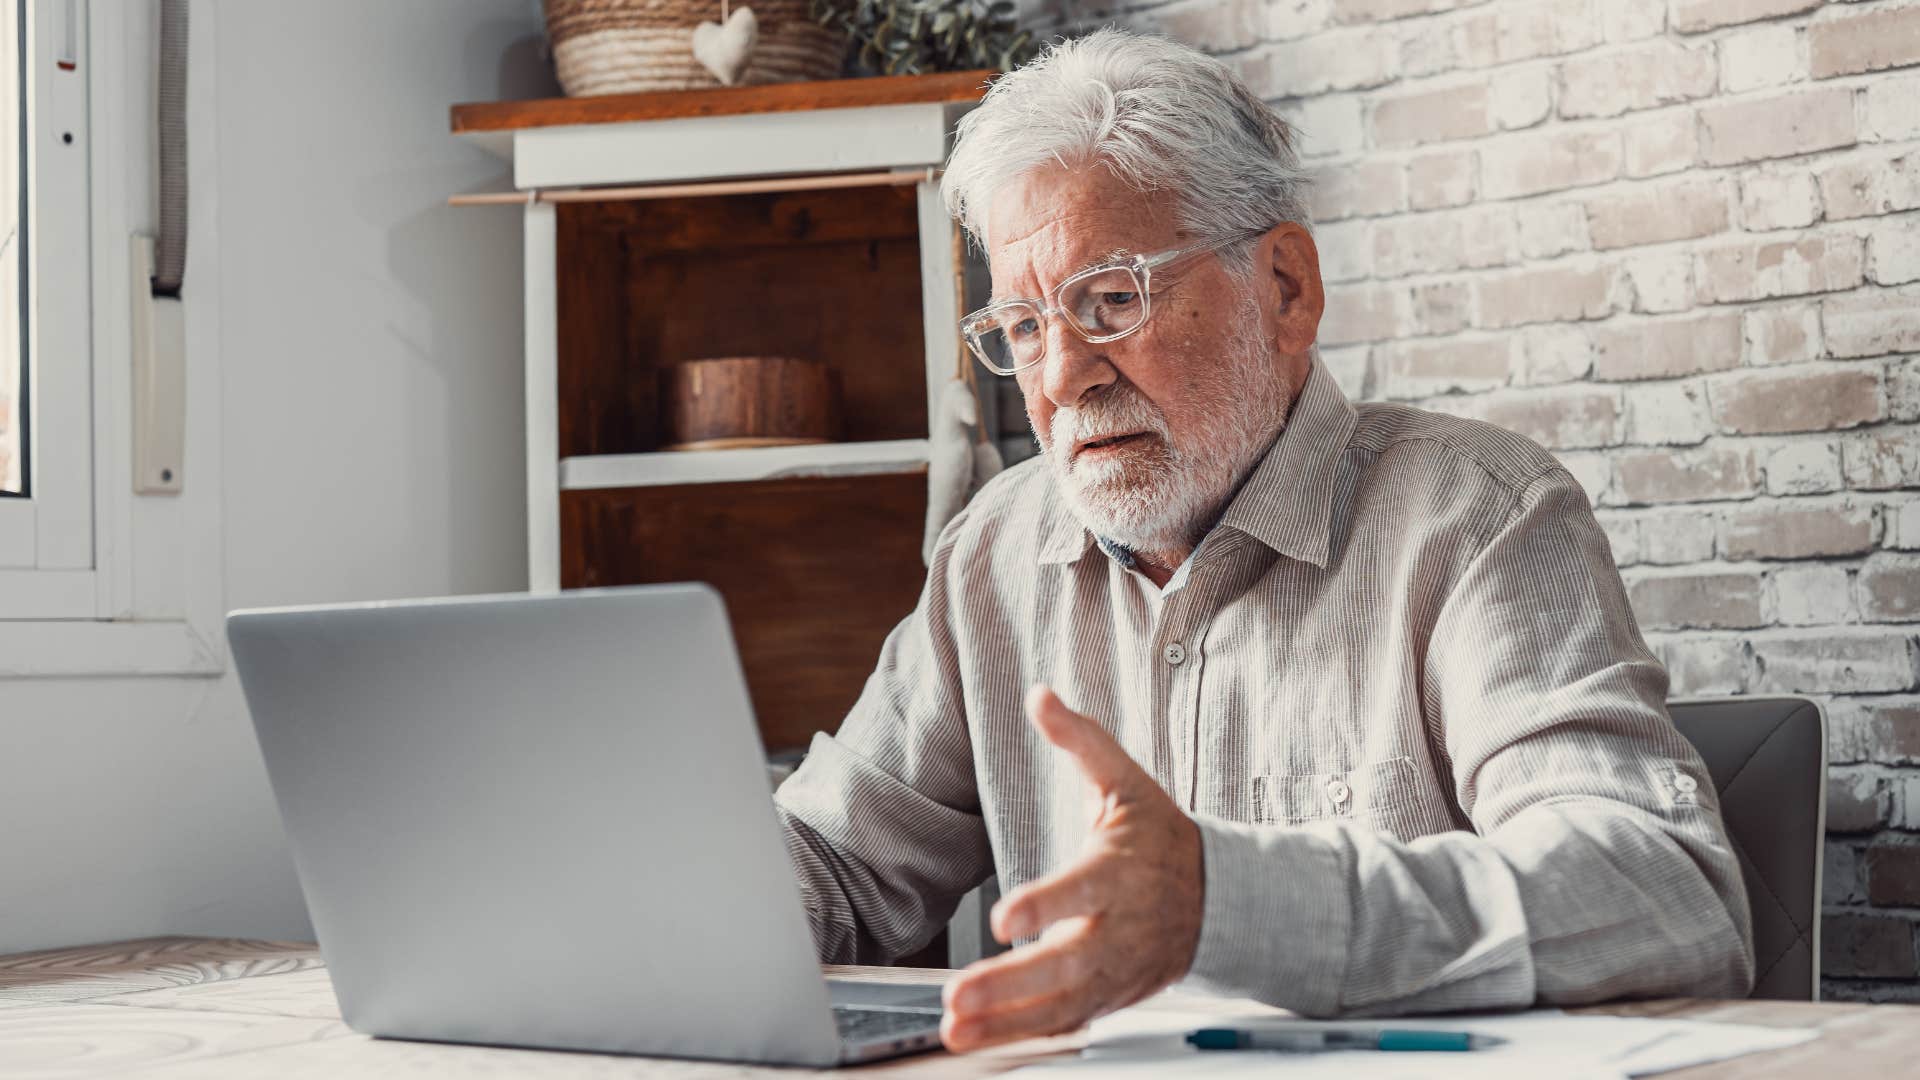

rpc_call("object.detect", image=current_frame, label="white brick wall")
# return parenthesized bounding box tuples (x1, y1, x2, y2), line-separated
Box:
(1024, 0, 1920, 999)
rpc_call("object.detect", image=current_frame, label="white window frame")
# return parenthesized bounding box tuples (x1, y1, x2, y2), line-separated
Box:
(0, 0, 224, 677)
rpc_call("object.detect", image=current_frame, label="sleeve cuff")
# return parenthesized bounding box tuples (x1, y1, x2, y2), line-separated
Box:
(1186, 814, 1352, 1017)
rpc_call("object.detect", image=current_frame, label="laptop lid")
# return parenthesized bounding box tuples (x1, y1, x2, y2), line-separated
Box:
(229, 584, 845, 1066)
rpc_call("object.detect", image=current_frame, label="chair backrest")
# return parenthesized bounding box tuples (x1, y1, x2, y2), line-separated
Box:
(1667, 697, 1825, 1001)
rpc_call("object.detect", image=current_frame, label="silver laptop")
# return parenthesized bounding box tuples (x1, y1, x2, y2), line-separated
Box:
(228, 583, 945, 1066)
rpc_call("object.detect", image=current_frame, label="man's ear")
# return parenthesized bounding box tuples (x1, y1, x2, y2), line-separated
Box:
(1262, 222, 1325, 355)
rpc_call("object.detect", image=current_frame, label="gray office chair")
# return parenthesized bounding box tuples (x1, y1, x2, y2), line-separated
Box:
(1669, 696, 1826, 1002)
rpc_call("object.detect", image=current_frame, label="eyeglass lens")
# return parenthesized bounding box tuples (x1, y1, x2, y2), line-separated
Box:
(971, 266, 1148, 372)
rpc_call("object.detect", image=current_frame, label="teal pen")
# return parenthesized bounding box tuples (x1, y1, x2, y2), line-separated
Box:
(1186, 1027, 1506, 1052)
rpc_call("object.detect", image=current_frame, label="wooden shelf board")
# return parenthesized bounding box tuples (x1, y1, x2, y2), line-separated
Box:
(451, 71, 995, 135)
(558, 439, 932, 490)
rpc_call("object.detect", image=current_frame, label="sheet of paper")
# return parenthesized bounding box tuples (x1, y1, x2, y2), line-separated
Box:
(1000, 996, 1817, 1080)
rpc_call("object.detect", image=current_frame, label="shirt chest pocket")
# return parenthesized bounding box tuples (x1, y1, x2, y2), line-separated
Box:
(1251, 756, 1421, 826)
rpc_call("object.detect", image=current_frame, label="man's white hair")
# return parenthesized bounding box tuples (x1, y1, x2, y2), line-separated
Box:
(941, 27, 1313, 274)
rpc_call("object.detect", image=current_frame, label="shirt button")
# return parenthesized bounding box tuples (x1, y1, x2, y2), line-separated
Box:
(1675, 774, 1699, 794)
(1326, 777, 1351, 805)
(1163, 642, 1186, 666)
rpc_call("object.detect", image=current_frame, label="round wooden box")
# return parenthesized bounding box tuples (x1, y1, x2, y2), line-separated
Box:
(661, 356, 843, 451)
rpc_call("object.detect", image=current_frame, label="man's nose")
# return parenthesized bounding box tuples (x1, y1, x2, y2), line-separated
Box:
(1039, 317, 1116, 409)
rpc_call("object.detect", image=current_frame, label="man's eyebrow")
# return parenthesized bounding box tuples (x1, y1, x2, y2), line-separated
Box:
(991, 247, 1136, 304)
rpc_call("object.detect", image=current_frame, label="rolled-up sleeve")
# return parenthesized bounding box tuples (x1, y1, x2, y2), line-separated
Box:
(1185, 466, 1755, 1015)
(773, 514, 996, 964)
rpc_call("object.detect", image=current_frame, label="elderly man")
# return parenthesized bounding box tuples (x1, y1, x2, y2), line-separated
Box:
(773, 28, 1754, 1052)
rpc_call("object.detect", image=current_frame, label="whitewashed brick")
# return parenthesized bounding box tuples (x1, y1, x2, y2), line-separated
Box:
(1556, 450, 1615, 504)
(1559, 41, 1717, 120)
(1268, 0, 1333, 41)
(1407, 149, 1476, 210)
(1321, 344, 1374, 400)
(1261, 31, 1400, 97)
(1824, 285, 1920, 358)
(1320, 282, 1412, 345)
(1869, 218, 1920, 286)
(1695, 234, 1866, 304)
(1859, 555, 1920, 622)
(1585, 176, 1731, 251)
(1843, 427, 1920, 489)
(1810, 3, 1920, 79)
(1602, 0, 1667, 42)
(1865, 73, 1920, 143)
(1772, 563, 1856, 626)
(1642, 507, 1718, 564)
(1315, 219, 1373, 283)
(1742, 304, 1823, 366)
(1138, 0, 1268, 52)
(1516, 200, 1591, 259)
(1494, 0, 1597, 61)
(1481, 129, 1623, 200)
(1659, 635, 1748, 696)
(1625, 380, 1713, 445)
(1751, 629, 1918, 694)
(1411, 280, 1474, 335)
(1622, 110, 1699, 178)
(1892, 501, 1920, 550)
(1818, 151, 1920, 221)
(1399, 20, 1458, 78)
(1372, 209, 1519, 277)
(1700, 88, 1857, 167)
(1739, 169, 1822, 232)
(1616, 445, 1761, 503)
(1722, 499, 1876, 559)
(1311, 160, 1407, 221)
(1490, 67, 1552, 131)
(1711, 365, 1884, 435)
(1370, 81, 1489, 148)
(1621, 250, 1696, 313)
(1718, 24, 1802, 94)
(1594, 311, 1742, 380)
(1670, 0, 1820, 35)
(1332, 0, 1480, 25)
(1477, 263, 1617, 327)
(1764, 437, 1846, 495)
(1285, 94, 1366, 159)
(1596, 512, 1644, 565)
(1378, 336, 1514, 398)
(1517, 323, 1595, 385)
(1470, 385, 1623, 449)
(1891, 358, 1920, 422)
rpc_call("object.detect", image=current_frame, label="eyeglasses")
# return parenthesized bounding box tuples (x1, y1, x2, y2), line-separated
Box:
(959, 229, 1265, 376)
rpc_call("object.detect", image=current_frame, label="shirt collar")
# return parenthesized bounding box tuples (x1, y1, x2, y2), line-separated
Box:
(1036, 357, 1357, 570)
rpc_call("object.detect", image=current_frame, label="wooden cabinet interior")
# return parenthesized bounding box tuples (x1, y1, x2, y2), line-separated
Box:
(556, 186, 928, 458)
(561, 473, 929, 753)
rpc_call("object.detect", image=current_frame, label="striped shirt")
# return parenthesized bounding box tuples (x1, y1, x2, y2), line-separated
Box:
(775, 358, 1755, 1016)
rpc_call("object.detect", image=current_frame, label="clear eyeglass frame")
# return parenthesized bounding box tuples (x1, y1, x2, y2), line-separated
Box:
(959, 228, 1267, 377)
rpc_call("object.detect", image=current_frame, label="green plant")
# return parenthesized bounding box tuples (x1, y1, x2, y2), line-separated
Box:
(812, 0, 1039, 76)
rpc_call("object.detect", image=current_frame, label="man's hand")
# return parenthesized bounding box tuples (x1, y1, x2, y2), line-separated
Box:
(940, 685, 1205, 1052)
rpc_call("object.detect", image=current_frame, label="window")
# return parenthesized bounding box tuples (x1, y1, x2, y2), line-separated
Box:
(0, 0, 96, 592)
(2, 0, 21, 498)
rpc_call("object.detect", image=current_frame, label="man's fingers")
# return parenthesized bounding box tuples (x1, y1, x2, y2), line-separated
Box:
(992, 859, 1107, 942)
(1026, 685, 1145, 794)
(941, 986, 1091, 1053)
(942, 928, 1090, 1016)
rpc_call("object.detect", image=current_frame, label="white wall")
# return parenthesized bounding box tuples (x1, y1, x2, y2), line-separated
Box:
(0, 0, 551, 953)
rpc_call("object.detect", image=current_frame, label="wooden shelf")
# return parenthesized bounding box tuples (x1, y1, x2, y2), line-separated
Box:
(559, 440, 931, 490)
(451, 71, 995, 134)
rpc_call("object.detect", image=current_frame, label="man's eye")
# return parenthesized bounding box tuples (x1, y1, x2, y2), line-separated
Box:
(1010, 317, 1041, 338)
(1102, 292, 1139, 306)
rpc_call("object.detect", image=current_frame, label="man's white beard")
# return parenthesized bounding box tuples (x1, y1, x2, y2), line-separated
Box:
(1036, 298, 1293, 558)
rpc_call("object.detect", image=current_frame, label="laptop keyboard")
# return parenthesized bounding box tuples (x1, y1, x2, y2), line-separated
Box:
(833, 1005, 942, 1043)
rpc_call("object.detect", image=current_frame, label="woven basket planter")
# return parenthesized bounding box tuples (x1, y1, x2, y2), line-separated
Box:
(546, 0, 844, 95)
